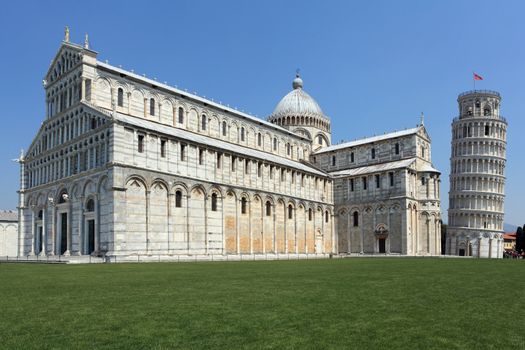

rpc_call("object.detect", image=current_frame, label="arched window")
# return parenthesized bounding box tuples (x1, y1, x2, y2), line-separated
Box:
(371, 148, 376, 159)
(222, 121, 227, 136)
(117, 88, 124, 107)
(353, 211, 359, 227)
(266, 201, 271, 216)
(240, 127, 245, 141)
(201, 115, 207, 131)
(325, 210, 329, 223)
(86, 199, 95, 212)
(211, 193, 217, 211)
(475, 100, 480, 108)
(484, 108, 491, 116)
(38, 210, 43, 220)
(257, 133, 262, 146)
(150, 98, 155, 116)
(175, 191, 182, 208)
(241, 197, 247, 214)
(273, 138, 277, 151)
(287, 143, 291, 155)
(308, 208, 312, 221)
(288, 204, 293, 219)
(318, 135, 323, 145)
(178, 107, 184, 124)
(395, 143, 400, 155)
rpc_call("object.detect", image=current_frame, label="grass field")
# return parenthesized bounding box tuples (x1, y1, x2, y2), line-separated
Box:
(0, 258, 524, 349)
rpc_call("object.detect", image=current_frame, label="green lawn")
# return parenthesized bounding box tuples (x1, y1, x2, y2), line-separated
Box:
(0, 258, 523, 349)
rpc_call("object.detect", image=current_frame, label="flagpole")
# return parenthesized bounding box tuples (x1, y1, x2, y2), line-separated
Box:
(473, 71, 475, 91)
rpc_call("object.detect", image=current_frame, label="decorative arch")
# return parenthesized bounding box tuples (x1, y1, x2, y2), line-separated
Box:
(124, 175, 149, 191)
(190, 184, 207, 198)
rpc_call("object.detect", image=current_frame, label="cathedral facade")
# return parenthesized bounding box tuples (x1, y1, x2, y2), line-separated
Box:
(17, 36, 441, 260)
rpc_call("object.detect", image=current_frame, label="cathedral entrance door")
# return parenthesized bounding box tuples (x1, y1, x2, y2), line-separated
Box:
(36, 226, 43, 255)
(459, 248, 465, 256)
(378, 238, 386, 253)
(60, 213, 68, 255)
(87, 220, 95, 254)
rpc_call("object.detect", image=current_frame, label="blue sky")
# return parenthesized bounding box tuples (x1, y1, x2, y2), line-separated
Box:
(0, 0, 523, 226)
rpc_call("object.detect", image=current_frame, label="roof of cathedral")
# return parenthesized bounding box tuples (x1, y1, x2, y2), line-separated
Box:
(270, 75, 326, 119)
(314, 127, 421, 154)
(419, 162, 441, 173)
(329, 158, 416, 177)
(93, 104, 328, 177)
(329, 157, 440, 177)
(0, 210, 18, 222)
(96, 62, 309, 142)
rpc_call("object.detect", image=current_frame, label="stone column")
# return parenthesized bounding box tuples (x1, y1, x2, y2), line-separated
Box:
(304, 207, 308, 254)
(387, 209, 391, 254)
(186, 192, 190, 253)
(168, 192, 173, 254)
(273, 203, 277, 254)
(294, 207, 297, 254)
(359, 215, 364, 254)
(39, 208, 46, 256)
(220, 195, 224, 255)
(284, 204, 288, 254)
(261, 203, 265, 254)
(347, 212, 351, 253)
(204, 194, 208, 255)
(249, 198, 253, 254)
(81, 78, 86, 101)
(78, 196, 84, 255)
(331, 211, 336, 254)
(94, 194, 100, 256)
(145, 190, 150, 254)
(50, 203, 56, 256)
(236, 198, 240, 254)
(63, 200, 72, 257)
(29, 208, 35, 255)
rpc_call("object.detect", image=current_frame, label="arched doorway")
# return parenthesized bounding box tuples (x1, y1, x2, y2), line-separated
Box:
(375, 224, 388, 254)
(35, 209, 44, 255)
(56, 190, 69, 255)
(378, 238, 386, 253)
(59, 212, 68, 255)
(84, 198, 96, 255)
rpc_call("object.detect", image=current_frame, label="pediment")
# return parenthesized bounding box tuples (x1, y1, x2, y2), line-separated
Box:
(417, 125, 431, 142)
(44, 43, 85, 86)
(25, 102, 113, 159)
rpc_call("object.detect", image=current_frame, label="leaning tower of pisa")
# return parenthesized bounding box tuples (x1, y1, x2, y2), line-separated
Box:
(447, 90, 507, 258)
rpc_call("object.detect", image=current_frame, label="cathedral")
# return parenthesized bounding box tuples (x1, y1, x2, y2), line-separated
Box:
(17, 33, 442, 260)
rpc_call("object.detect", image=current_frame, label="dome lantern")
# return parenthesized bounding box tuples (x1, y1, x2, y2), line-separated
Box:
(292, 74, 303, 90)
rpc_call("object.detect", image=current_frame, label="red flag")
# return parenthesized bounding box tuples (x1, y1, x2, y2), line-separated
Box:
(473, 73, 483, 80)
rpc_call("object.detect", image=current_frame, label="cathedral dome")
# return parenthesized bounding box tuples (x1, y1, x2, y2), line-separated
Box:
(271, 75, 325, 119)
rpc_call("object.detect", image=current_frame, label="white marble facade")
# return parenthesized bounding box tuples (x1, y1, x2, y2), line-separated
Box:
(18, 37, 442, 259)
